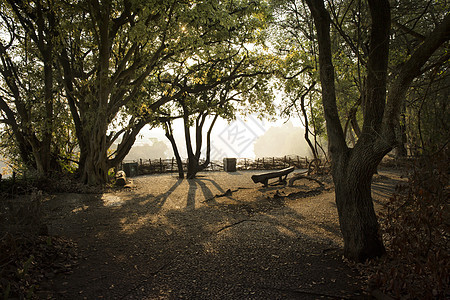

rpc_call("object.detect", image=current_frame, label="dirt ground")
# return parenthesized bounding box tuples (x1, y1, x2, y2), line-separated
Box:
(38, 169, 404, 299)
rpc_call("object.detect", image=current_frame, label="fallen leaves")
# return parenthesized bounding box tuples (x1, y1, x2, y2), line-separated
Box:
(358, 153, 449, 299)
(0, 235, 79, 299)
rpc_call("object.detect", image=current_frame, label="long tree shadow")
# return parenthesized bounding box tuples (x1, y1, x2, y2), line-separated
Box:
(155, 178, 183, 209)
(186, 177, 231, 209)
(186, 179, 197, 209)
(41, 172, 369, 299)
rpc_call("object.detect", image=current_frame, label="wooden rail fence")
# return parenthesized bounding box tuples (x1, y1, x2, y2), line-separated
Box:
(120, 156, 310, 176)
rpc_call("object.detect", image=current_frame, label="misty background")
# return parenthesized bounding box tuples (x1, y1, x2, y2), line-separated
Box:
(1, 116, 313, 176)
(123, 117, 312, 162)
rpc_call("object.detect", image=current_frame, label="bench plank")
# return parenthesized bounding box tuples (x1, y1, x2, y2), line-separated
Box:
(251, 166, 295, 187)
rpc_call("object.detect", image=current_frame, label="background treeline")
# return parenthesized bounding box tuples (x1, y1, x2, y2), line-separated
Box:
(0, 0, 448, 184)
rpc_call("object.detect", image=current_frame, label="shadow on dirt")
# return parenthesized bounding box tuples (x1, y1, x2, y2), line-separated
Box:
(40, 174, 368, 299)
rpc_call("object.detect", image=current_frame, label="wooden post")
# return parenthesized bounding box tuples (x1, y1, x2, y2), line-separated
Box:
(140, 158, 142, 165)
(160, 158, 163, 172)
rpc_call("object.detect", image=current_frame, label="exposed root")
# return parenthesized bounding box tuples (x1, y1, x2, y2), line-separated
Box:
(288, 175, 325, 188)
(202, 187, 251, 203)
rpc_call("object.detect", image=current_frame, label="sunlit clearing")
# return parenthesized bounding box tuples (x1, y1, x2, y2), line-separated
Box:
(71, 205, 89, 213)
(102, 194, 125, 207)
(275, 225, 297, 237)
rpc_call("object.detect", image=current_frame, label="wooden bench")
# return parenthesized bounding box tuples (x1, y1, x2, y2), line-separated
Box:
(251, 166, 295, 187)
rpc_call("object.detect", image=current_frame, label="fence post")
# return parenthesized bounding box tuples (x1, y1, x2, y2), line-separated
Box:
(160, 158, 163, 172)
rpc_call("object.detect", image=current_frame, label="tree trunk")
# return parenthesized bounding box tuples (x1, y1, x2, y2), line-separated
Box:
(79, 119, 109, 185)
(183, 107, 219, 179)
(306, 0, 389, 262)
(305, 0, 449, 262)
(299, 83, 319, 162)
(394, 101, 408, 157)
(37, 47, 54, 176)
(333, 147, 386, 261)
(165, 122, 184, 179)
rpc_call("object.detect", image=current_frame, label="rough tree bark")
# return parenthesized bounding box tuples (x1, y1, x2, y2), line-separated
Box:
(164, 121, 185, 179)
(58, 1, 171, 185)
(305, 0, 450, 261)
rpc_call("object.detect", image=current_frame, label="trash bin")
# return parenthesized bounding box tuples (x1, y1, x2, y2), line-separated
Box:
(122, 162, 138, 177)
(223, 158, 237, 172)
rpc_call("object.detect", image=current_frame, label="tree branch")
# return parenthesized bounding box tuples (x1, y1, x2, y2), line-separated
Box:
(380, 12, 450, 150)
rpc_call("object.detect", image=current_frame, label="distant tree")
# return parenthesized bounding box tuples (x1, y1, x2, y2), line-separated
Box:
(160, 50, 275, 179)
(122, 139, 169, 161)
(253, 121, 311, 158)
(271, 0, 328, 162)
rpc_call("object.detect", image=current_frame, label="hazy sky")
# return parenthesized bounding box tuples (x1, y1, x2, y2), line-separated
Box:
(127, 114, 310, 161)
(0, 114, 310, 175)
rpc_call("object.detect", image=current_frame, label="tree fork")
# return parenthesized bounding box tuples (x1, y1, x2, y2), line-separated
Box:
(306, 0, 391, 261)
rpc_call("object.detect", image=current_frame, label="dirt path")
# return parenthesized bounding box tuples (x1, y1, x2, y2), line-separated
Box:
(39, 170, 403, 299)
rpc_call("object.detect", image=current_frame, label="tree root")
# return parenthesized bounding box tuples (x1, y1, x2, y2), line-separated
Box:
(202, 187, 251, 203)
(217, 219, 251, 233)
(288, 174, 325, 188)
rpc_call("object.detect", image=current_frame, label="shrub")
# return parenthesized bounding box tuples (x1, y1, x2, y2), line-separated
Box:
(368, 151, 449, 299)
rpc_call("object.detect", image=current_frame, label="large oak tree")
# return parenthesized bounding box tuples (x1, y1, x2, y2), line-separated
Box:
(305, 0, 450, 261)
(56, 0, 271, 185)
